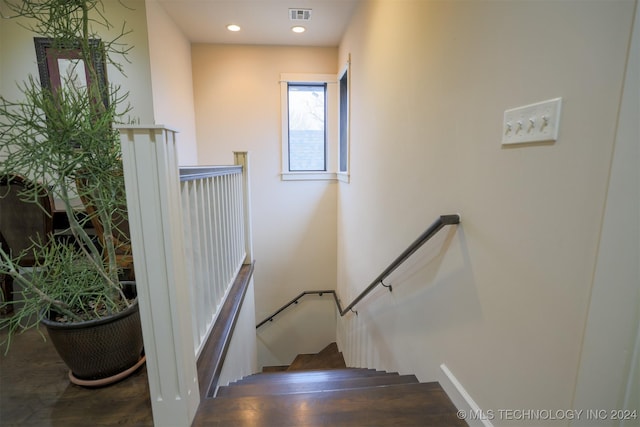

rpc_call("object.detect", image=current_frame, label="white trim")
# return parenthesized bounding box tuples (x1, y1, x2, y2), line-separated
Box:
(439, 364, 494, 427)
(281, 171, 337, 181)
(115, 124, 179, 133)
(280, 73, 339, 180)
(120, 126, 200, 427)
(337, 172, 350, 183)
(337, 55, 351, 178)
(280, 73, 336, 84)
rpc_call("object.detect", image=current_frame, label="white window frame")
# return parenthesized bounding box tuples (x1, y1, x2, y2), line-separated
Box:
(337, 57, 351, 183)
(280, 73, 338, 181)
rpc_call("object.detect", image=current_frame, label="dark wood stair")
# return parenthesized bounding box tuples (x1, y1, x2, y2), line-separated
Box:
(286, 342, 347, 371)
(193, 343, 467, 426)
(217, 370, 421, 397)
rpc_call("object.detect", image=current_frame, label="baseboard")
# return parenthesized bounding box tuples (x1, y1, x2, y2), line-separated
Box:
(439, 364, 494, 427)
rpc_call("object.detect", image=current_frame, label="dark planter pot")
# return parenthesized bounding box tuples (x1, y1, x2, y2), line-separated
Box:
(41, 284, 144, 384)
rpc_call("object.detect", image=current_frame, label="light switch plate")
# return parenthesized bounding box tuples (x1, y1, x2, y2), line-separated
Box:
(502, 97, 562, 145)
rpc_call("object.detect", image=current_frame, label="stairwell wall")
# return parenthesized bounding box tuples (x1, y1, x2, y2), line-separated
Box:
(335, 0, 637, 424)
(572, 2, 640, 421)
(144, 1, 199, 165)
(191, 44, 339, 368)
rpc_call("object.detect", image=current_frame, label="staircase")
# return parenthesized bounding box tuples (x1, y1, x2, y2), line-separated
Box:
(193, 343, 467, 426)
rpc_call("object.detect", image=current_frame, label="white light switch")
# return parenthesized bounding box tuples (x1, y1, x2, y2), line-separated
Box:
(502, 97, 562, 145)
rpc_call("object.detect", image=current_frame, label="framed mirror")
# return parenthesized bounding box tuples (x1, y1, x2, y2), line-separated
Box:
(34, 37, 108, 107)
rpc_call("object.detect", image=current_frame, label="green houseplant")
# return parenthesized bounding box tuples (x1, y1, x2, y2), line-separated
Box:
(0, 0, 143, 384)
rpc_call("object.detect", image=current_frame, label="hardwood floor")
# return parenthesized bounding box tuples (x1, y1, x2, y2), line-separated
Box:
(0, 326, 152, 426)
(195, 343, 467, 427)
(1, 323, 465, 426)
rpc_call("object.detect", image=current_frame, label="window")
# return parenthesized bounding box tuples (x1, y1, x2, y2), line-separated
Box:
(287, 84, 327, 171)
(280, 73, 337, 180)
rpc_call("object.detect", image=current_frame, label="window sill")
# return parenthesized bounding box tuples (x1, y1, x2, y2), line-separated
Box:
(337, 172, 350, 183)
(281, 171, 338, 181)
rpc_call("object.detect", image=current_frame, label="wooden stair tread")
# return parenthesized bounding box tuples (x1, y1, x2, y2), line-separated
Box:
(287, 353, 315, 369)
(287, 342, 347, 371)
(234, 368, 395, 384)
(217, 374, 419, 397)
(197, 344, 465, 425)
(194, 382, 466, 426)
(261, 365, 289, 373)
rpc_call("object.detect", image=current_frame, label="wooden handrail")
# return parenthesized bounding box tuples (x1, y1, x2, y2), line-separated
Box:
(197, 262, 255, 398)
(256, 214, 460, 327)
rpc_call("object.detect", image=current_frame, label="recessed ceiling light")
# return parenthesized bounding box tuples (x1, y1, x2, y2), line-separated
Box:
(226, 24, 241, 32)
(291, 26, 306, 33)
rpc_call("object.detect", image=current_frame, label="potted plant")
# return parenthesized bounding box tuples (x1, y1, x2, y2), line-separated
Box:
(0, 0, 143, 385)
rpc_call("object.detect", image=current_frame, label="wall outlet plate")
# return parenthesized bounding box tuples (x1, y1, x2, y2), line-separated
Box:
(502, 97, 562, 145)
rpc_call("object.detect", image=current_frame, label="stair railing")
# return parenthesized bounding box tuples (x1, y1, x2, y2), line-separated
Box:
(256, 214, 460, 328)
(180, 165, 248, 354)
(120, 126, 255, 426)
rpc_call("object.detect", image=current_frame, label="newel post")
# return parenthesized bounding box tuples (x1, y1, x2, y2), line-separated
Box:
(234, 151, 254, 264)
(119, 126, 200, 427)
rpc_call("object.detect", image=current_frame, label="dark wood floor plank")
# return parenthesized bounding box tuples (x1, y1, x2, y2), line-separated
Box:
(0, 326, 152, 427)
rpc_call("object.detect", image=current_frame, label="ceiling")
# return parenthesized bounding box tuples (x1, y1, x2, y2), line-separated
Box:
(156, 0, 361, 47)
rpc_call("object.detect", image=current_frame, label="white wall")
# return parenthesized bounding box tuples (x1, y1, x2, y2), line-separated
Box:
(257, 295, 337, 368)
(191, 45, 339, 367)
(0, 0, 154, 124)
(572, 2, 640, 423)
(1, 0, 200, 164)
(336, 0, 637, 424)
(145, 1, 198, 165)
(0, 2, 36, 112)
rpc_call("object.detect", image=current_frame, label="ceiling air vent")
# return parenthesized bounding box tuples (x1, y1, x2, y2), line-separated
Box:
(289, 8, 312, 21)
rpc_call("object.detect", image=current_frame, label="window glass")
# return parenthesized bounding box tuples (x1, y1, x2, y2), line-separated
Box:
(338, 69, 348, 173)
(287, 84, 326, 171)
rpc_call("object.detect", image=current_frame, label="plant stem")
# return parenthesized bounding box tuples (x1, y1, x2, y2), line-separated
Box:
(0, 249, 83, 322)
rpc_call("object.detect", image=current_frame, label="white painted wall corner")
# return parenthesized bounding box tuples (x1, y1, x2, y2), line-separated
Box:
(440, 364, 494, 427)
